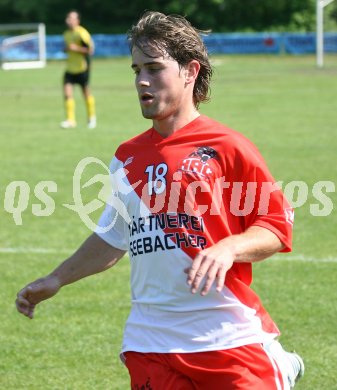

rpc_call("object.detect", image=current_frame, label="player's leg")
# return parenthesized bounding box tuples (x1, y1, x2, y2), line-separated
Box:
(169, 344, 287, 390)
(61, 72, 76, 128)
(123, 351, 196, 390)
(80, 70, 96, 129)
(264, 339, 305, 389)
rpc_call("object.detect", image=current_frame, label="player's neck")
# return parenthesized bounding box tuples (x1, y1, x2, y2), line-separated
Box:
(152, 109, 200, 138)
(69, 24, 79, 31)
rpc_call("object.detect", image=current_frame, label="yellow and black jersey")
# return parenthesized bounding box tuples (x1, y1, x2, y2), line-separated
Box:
(63, 25, 94, 74)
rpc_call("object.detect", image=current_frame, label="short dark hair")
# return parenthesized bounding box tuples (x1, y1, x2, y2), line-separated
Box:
(67, 10, 81, 21)
(127, 11, 212, 108)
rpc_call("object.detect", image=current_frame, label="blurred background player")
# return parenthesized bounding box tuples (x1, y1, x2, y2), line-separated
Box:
(60, 10, 96, 129)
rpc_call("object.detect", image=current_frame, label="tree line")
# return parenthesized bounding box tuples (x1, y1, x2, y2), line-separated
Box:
(1, 0, 336, 33)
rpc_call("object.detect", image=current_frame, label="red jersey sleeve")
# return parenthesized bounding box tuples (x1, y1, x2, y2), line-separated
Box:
(222, 133, 293, 252)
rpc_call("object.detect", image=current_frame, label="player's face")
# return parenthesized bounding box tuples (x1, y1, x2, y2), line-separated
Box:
(65, 12, 79, 29)
(131, 46, 189, 126)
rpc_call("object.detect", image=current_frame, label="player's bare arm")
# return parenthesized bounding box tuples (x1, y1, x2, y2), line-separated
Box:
(186, 226, 284, 296)
(67, 43, 92, 54)
(16, 233, 126, 319)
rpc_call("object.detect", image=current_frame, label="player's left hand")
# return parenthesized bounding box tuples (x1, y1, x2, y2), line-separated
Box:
(185, 241, 234, 296)
(68, 43, 80, 51)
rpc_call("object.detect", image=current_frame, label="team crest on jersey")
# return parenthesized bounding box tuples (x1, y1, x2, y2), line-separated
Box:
(178, 146, 219, 181)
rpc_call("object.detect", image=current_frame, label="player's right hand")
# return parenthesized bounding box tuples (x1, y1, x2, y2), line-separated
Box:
(15, 275, 61, 319)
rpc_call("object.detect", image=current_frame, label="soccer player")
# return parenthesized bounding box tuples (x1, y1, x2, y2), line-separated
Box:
(60, 10, 96, 129)
(16, 12, 304, 389)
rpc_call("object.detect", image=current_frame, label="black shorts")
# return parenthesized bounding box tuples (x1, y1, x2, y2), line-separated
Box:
(63, 70, 90, 87)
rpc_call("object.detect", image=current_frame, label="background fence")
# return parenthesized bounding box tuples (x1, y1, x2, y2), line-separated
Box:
(51, 32, 337, 58)
(1, 32, 337, 61)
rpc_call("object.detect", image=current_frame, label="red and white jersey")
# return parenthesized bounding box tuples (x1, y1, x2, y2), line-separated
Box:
(96, 115, 293, 353)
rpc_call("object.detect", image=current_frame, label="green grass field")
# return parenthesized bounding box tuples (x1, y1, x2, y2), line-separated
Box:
(1, 55, 336, 389)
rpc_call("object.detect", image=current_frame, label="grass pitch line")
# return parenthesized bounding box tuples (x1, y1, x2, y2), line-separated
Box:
(271, 254, 337, 264)
(0, 247, 71, 254)
(1, 247, 337, 263)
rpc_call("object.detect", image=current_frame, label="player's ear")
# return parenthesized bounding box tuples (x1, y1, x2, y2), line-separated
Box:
(184, 60, 200, 85)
